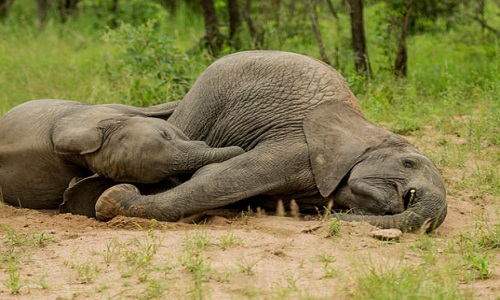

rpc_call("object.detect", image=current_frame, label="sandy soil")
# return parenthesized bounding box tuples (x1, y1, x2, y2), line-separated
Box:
(1, 128, 499, 299)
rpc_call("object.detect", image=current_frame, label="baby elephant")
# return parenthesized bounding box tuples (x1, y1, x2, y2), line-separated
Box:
(0, 100, 244, 210)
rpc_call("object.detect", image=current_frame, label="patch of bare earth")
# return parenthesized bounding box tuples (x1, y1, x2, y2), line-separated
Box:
(1, 126, 499, 299)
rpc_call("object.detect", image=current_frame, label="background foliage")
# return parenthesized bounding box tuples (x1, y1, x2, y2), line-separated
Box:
(1, 0, 498, 142)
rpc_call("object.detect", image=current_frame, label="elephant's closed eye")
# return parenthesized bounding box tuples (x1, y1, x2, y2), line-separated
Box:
(402, 159, 418, 169)
(160, 131, 172, 140)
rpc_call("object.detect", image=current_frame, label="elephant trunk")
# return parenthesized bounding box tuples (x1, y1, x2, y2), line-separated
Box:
(179, 145, 244, 173)
(339, 190, 447, 233)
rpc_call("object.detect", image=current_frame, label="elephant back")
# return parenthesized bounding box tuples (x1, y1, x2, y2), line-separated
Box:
(170, 51, 361, 150)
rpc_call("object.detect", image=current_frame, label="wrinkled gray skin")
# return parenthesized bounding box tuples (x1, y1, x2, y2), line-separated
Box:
(96, 51, 447, 232)
(0, 100, 243, 209)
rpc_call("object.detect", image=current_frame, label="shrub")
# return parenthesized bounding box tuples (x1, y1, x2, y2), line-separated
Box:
(79, 0, 167, 28)
(103, 21, 193, 105)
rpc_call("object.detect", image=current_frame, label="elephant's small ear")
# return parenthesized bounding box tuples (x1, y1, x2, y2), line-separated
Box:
(102, 100, 179, 120)
(60, 174, 117, 218)
(304, 101, 389, 198)
(52, 115, 106, 155)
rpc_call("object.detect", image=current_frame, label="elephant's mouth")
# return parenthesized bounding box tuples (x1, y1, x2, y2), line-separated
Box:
(403, 188, 417, 210)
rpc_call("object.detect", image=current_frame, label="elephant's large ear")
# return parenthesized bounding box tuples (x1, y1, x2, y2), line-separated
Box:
(304, 101, 391, 198)
(60, 174, 117, 218)
(52, 112, 112, 155)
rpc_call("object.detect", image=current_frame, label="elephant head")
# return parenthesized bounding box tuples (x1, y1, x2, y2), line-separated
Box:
(304, 101, 447, 232)
(52, 107, 245, 183)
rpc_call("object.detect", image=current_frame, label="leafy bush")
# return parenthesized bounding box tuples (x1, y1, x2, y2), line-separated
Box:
(79, 0, 167, 28)
(103, 21, 193, 105)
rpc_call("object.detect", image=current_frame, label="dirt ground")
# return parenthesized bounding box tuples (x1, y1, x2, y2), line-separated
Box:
(1, 128, 499, 299)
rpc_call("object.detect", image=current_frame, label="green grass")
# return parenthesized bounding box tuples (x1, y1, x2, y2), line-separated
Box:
(65, 260, 100, 284)
(0, 226, 57, 294)
(2, 261, 23, 294)
(218, 228, 243, 250)
(182, 229, 212, 300)
(353, 263, 467, 300)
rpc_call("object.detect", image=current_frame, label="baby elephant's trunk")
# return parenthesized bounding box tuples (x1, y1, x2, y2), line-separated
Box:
(181, 145, 244, 173)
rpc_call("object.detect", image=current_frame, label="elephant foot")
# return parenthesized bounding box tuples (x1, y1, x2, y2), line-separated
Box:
(95, 184, 141, 221)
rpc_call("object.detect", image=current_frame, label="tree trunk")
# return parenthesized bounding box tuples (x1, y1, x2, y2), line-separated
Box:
(325, 0, 341, 68)
(228, 0, 242, 48)
(347, 0, 371, 76)
(59, 0, 80, 23)
(307, 0, 331, 65)
(37, 0, 49, 29)
(272, 0, 281, 27)
(243, 0, 263, 48)
(109, 0, 119, 28)
(0, 0, 15, 20)
(475, 0, 485, 20)
(165, 0, 177, 16)
(394, 0, 413, 78)
(201, 0, 223, 55)
(325, 0, 338, 19)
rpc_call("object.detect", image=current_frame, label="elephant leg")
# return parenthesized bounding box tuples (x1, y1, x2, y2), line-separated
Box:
(95, 144, 311, 222)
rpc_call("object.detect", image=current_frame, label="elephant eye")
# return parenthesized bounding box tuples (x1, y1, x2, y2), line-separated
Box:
(402, 159, 417, 169)
(161, 131, 172, 140)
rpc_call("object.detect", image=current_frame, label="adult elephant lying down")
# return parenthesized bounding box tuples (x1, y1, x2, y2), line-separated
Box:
(96, 50, 447, 232)
(0, 100, 243, 211)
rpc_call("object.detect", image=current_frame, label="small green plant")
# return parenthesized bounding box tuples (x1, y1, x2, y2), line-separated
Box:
(35, 273, 49, 290)
(452, 217, 499, 281)
(463, 252, 491, 280)
(66, 260, 100, 284)
(34, 231, 55, 247)
(0, 243, 17, 266)
(103, 237, 119, 264)
(185, 254, 209, 299)
(327, 218, 342, 237)
(316, 253, 337, 279)
(237, 258, 259, 276)
(94, 283, 110, 293)
(183, 228, 212, 254)
(140, 279, 168, 300)
(213, 269, 232, 283)
(134, 229, 162, 266)
(322, 262, 337, 279)
(182, 250, 210, 275)
(1, 226, 55, 248)
(272, 275, 301, 299)
(2, 225, 29, 247)
(219, 229, 243, 250)
(116, 226, 163, 280)
(1, 261, 23, 294)
(316, 253, 336, 263)
(195, 229, 212, 250)
(182, 229, 212, 299)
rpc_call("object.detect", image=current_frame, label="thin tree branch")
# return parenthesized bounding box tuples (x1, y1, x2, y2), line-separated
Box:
(467, 13, 499, 36)
(308, 0, 331, 65)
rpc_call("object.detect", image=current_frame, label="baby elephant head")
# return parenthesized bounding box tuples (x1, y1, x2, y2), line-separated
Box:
(52, 108, 244, 183)
(304, 101, 447, 232)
